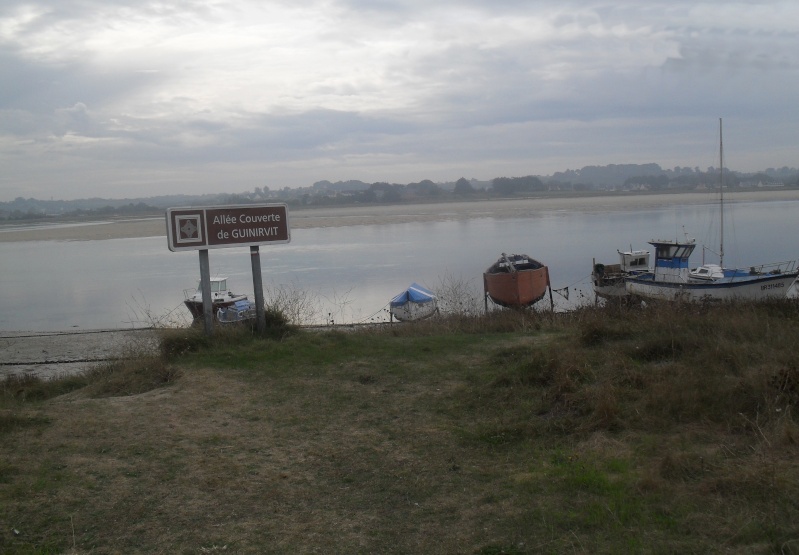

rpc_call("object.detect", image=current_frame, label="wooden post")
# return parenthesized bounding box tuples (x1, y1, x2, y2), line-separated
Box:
(484, 276, 489, 313)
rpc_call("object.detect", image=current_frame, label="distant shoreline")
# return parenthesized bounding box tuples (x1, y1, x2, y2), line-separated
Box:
(2, 189, 798, 243)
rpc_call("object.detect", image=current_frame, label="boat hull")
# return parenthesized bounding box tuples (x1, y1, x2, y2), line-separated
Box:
(592, 263, 627, 300)
(216, 300, 257, 324)
(591, 251, 651, 301)
(389, 283, 438, 321)
(184, 296, 247, 319)
(483, 266, 550, 307)
(390, 300, 438, 322)
(592, 279, 626, 300)
(625, 272, 798, 302)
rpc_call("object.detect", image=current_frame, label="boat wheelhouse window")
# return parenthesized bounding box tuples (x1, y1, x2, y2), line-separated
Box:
(211, 280, 226, 293)
(655, 244, 694, 260)
(631, 257, 647, 267)
(656, 245, 678, 259)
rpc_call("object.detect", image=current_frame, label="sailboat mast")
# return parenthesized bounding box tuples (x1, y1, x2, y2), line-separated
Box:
(719, 118, 724, 267)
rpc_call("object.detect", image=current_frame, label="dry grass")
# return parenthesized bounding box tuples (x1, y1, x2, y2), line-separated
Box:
(2, 300, 799, 553)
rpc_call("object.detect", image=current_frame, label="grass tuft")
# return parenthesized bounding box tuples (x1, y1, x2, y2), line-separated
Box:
(82, 356, 181, 398)
(1, 372, 90, 403)
(0, 413, 52, 437)
(159, 327, 212, 359)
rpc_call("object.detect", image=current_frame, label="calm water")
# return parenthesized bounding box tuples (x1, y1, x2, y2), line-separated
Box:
(2, 200, 798, 331)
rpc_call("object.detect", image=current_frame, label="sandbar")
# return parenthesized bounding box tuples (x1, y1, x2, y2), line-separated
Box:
(2, 190, 798, 243)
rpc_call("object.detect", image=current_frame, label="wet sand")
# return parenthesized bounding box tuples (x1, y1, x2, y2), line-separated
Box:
(3, 190, 798, 243)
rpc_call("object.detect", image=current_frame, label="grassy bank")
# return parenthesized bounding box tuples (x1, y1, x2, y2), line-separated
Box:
(2, 302, 799, 554)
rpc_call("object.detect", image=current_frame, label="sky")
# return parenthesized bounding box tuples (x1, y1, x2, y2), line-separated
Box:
(1, 1, 798, 201)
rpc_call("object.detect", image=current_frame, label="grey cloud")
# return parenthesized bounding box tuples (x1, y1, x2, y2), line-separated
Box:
(20, 106, 416, 167)
(0, 46, 166, 139)
(1, 0, 798, 200)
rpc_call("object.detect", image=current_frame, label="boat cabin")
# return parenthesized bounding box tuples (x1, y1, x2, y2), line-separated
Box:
(185, 277, 237, 303)
(204, 277, 227, 294)
(650, 239, 696, 283)
(618, 250, 650, 272)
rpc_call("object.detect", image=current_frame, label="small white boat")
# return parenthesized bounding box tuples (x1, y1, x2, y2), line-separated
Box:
(184, 277, 249, 320)
(688, 263, 725, 281)
(390, 283, 438, 321)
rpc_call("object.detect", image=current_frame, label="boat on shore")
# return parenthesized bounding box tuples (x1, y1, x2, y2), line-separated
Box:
(389, 283, 438, 321)
(483, 253, 552, 309)
(599, 120, 799, 303)
(592, 249, 650, 300)
(216, 299, 257, 324)
(183, 277, 249, 320)
(624, 238, 798, 301)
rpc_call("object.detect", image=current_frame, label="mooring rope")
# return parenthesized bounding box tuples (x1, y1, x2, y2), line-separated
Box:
(0, 328, 155, 340)
(0, 357, 121, 367)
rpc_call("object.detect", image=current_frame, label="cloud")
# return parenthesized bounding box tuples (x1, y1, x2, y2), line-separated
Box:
(1, 0, 798, 199)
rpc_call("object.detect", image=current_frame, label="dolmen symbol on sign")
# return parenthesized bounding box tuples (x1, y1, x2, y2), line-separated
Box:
(166, 204, 290, 251)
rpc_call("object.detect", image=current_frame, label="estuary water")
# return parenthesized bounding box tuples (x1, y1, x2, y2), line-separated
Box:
(2, 199, 798, 331)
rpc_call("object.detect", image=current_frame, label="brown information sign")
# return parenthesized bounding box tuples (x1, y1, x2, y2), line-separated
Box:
(166, 204, 290, 251)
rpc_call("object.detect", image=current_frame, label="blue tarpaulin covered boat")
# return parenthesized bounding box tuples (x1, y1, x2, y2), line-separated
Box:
(390, 283, 438, 322)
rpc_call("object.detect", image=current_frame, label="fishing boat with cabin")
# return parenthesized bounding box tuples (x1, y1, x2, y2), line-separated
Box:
(624, 119, 799, 301)
(183, 276, 250, 320)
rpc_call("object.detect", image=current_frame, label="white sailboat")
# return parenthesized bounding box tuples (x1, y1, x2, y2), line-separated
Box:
(624, 119, 799, 302)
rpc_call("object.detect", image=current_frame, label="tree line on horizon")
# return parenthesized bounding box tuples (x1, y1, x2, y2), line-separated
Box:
(2, 163, 798, 221)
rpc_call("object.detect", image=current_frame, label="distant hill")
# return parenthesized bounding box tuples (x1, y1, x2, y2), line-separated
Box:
(312, 180, 370, 192)
(550, 163, 666, 188)
(3, 163, 797, 220)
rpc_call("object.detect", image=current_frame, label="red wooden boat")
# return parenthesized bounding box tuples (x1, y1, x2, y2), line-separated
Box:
(483, 253, 552, 308)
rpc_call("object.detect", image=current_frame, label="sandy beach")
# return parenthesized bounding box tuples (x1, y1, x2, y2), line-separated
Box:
(3, 189, 799, 243)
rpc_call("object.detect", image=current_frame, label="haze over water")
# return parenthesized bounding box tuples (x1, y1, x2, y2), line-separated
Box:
(2, 199, 798, 331)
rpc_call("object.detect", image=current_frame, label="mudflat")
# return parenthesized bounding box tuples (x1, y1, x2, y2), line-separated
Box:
(3, 190, 798, 243)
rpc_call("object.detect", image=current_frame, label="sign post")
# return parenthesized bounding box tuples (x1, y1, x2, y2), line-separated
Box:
(250, 246, 266, 334)
(198, 249, 213, 336)
(166, 204, 290, 335)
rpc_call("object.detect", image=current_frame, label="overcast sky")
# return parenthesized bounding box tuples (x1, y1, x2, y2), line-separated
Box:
(1, 1, 798, 200)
